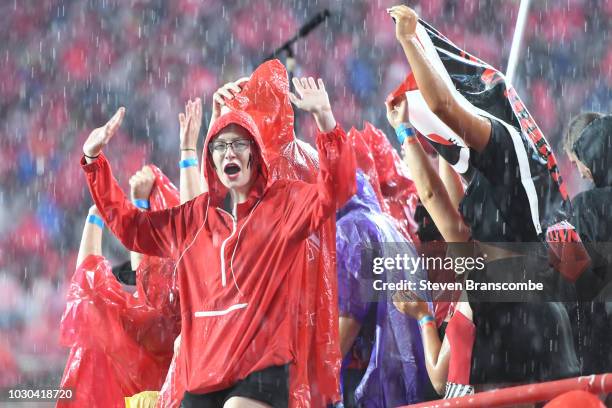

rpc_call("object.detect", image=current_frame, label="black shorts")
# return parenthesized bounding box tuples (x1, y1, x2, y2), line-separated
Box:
(180, 365, 289, 408)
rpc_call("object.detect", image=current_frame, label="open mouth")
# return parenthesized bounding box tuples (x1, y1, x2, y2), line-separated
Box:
(224, 163, 241, 175)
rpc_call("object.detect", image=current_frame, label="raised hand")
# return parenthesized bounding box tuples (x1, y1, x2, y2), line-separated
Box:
(83, 107, 126, 159)
(179, 98, 202, 150)
(129, 165, 156, 202)
(387, 5, 419, 42)
(289, 77, 336, 133)
(209, 77, 250, 131)
(385, 96, 409, 130)
(392, 290, 430, 319)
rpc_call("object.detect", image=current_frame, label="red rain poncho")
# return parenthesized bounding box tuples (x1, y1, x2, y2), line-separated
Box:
(84, 60, 355, 407)
(58, 166, 181, 408)
(348, 122, 419, 242)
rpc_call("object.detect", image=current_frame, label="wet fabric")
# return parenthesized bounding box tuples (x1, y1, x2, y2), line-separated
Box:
(572, 115, 612, 189)
(112, 260, 136, 285)
(125, 391, 159, 408)
(543, 390, 606, 408)
(337, 171, 429, 407)
(571, 115, 612, 245)
(85, 60, 355, 407)
(349, 122, 419, 243)
(445, 310, 474, 386)
(180, 365, 288, 408)
(388, 19, 573, 243)
(468, 258, 579, 384)
(57, 166, 181, 408)
(459, 118, 537, 242)
(569, 115, 612, 375)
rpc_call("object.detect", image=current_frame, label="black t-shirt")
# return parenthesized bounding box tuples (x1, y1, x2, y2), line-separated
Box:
(111, 260, 136, 285)
(459, 118, 538, 243)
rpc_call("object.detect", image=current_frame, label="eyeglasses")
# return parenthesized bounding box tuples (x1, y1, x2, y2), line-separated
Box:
(209, 139, 252, 154)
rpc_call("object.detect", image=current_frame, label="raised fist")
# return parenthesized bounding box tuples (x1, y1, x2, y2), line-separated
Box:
(387, 5, 419, 42)
(129, 165, 156, 201)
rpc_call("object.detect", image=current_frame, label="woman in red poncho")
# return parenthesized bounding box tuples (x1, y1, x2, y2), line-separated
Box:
(80, 61, 356, 407)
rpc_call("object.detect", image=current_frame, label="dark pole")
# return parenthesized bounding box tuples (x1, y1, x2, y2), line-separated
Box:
(263, 9, 331, 62)
(263, 9, 331, 138)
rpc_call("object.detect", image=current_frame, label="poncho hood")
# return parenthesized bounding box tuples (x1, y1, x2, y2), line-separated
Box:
(573, 115, 612, 188)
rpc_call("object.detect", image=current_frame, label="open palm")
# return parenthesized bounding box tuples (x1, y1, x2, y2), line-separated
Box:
(83, 107, 125, 157)
(288, 77, 331, 113)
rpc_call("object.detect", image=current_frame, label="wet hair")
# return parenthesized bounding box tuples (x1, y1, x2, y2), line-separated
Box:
(563, 112, 603, 154)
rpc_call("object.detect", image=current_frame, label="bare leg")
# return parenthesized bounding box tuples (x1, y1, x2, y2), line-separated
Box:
(223, 396, 272, 408)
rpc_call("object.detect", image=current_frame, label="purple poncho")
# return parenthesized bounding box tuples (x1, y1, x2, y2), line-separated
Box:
(337, 171, 430, 407)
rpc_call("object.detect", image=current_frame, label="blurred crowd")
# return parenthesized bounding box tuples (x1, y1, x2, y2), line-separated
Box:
(0, 0, 610, 391)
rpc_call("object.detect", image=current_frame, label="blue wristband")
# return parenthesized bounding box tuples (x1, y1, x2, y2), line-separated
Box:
(87, 214, 104, 229)
(395, 123, 416, 145)
(133, 199, 150, 210)
(179, 157, 199, 169)
(418, 315, 435, 327)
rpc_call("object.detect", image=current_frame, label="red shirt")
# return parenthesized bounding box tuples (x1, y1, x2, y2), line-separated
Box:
(82, 118, 356, 399)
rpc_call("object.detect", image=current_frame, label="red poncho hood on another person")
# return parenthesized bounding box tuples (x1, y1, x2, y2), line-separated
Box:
(84, 60, 355, 408)
(348, 122, 419, 242)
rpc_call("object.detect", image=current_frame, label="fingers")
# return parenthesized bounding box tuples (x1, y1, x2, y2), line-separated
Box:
(130, 166, 156, 192)
(228, 82, 242, 94)
(384, 100, 393, 114)
(194, 97, 202, 119)
(387, 5, 411, 15)
(216, 87, 233, 100)
(187, 99, 194, 117)
(317, 78, 325, 90)
(142, 165, 155, 179)
(397, 98, 408, 113)
(288, 92, 301, 107)
(212, 83, 240, 109)
(387, 5, 417, 23)
(293, 77, 325, 91)
(291, 77, 305, 97)
(184, 114, 192, 131)
(213, 93, 225, 107)
(234, 76, 250, 86)
(105, 107, 125, 139)
(214, 78, 248, 105)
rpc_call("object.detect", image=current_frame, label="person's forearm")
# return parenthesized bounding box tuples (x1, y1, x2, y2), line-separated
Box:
(400, 37, 454, 120)
(419, 321, 448, 395)
(76, 213, 103, 268)
(439, 156, 464, 210)
(399, 37, 491, 152)
(283, 125, 356, 240)
(312, 109, 337, 133)
(339, 316, 362, 358)
(402, 140, 470, 242)
(179, 150, 202, 204)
